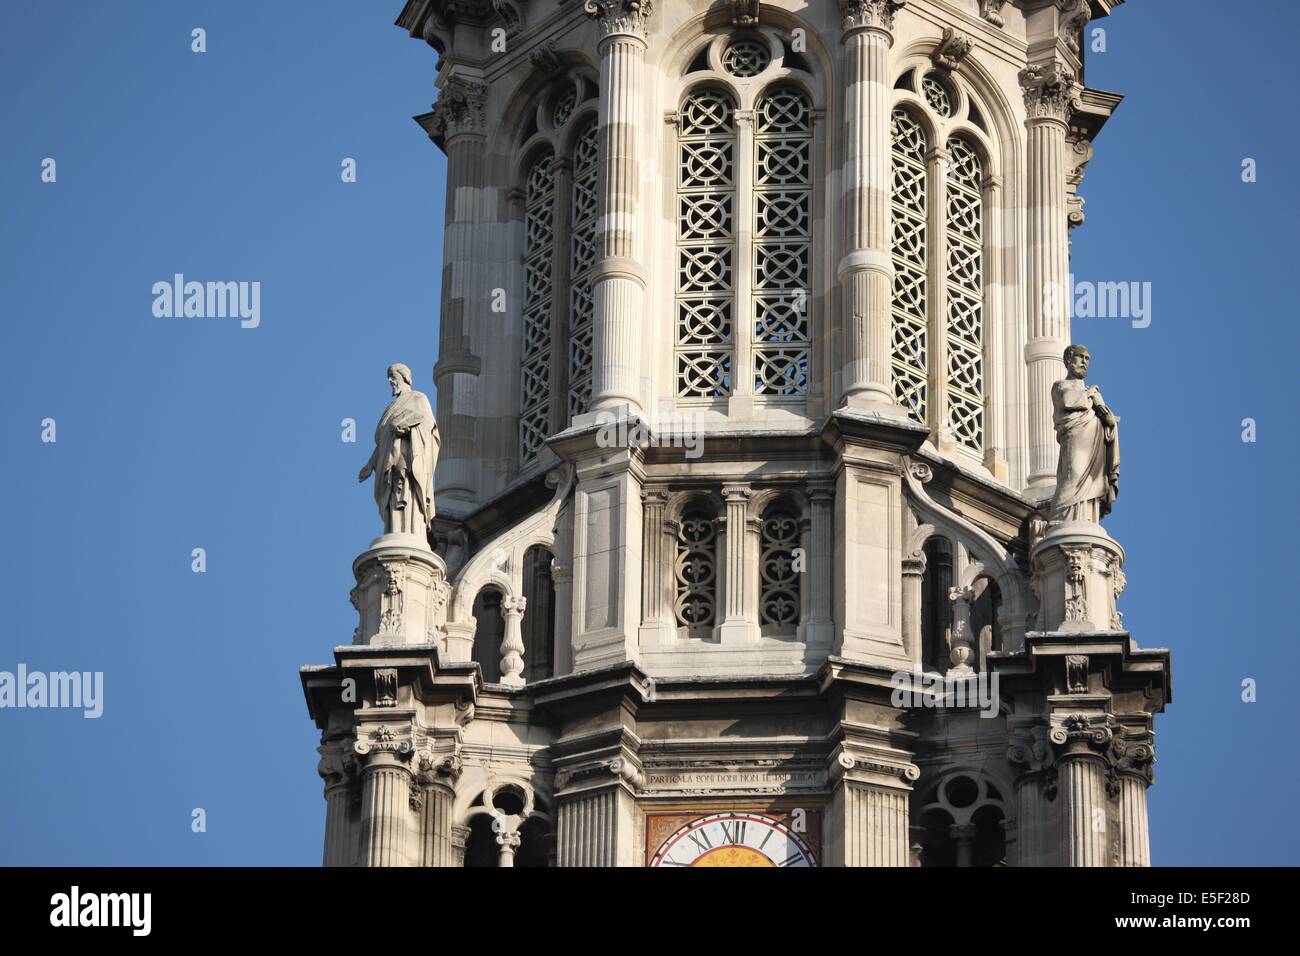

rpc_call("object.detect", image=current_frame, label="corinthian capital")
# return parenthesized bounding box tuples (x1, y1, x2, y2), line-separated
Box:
(1019, 62, 1081, 123)
(583, 0, 654, 40)
(840, 0, 906, 34)
(429, 76, 490, 142)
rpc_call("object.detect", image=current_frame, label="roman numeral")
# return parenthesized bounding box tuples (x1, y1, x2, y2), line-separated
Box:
(779, 851, 804, 867)
(719, 819, 747, 845)
(688, 830, 713, 853)
(758, 828, 774, 851)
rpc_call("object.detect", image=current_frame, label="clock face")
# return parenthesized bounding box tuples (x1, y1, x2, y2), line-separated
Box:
(648, 812, 818, 868)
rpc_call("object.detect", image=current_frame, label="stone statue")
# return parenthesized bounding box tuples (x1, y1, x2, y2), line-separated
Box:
(1049, 344, 1119, 524)
(358, 363, 440, 536)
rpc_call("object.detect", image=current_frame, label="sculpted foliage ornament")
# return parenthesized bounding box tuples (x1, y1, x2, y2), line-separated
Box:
(429, 77, 490, 142)
(1019, 62, 1081, 123)
(582, 0, 653, 39)
(839, 0, 906, 32)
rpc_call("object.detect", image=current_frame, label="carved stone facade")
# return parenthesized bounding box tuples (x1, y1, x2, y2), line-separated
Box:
(300, 0, 1169, 867)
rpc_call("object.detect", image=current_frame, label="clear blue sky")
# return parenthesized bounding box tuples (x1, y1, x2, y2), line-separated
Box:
(0, 0, 1295, 865)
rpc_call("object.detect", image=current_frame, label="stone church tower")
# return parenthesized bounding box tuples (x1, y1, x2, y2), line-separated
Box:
(301, 0, 1171, 867)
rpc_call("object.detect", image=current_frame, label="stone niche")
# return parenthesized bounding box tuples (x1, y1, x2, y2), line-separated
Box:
(1029, 522, 1125, 633)
(350, 533, 451, 646)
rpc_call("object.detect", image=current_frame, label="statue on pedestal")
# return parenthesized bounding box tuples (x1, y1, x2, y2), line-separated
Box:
(359, 363, 440, 536)
(1049, 344, 1119, 524)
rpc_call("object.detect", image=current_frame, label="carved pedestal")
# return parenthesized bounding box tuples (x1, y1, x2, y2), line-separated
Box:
(351, 534, 451, 647)
(1030, 523, 1125, 633)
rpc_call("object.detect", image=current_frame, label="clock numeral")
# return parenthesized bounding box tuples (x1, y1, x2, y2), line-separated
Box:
(719, 819, 747, 846)
(758, 828, 775, 852)
(687, 830, 713, 854)
(779, 851, 805, 867)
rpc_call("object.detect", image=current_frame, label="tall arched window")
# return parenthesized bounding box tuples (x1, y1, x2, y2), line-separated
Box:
(516, 76, 598, 467)
(568, 119, 599, 418)
(891, 69, 990, 457)
(674, 33, 818, 403)
(676, 88, 736, 399)
(753, 87, 812, 395)
(519, 149, 556, 464)
(890, 109, 929, 422)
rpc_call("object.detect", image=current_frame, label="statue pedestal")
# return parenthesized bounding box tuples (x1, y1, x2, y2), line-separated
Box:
(350, 534, 451, 647)
(1029, 522, 1125, 632)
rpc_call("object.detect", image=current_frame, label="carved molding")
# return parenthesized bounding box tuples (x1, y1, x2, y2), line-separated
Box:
(530, 39, 563, 77)
(375, 668, 398, 707)
(353, 723, 415, 763)
(492, 0, 527, 33)
(980, 0, 1007, 27)
(931, 27, 973, 72)
(1065, 655, 1089, 694)
(731, 0, 760, 28)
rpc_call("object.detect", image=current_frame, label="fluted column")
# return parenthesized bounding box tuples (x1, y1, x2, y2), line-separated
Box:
(416, 783, 455, 867)
(1020, 63, 1080, 494)
(417, 76, 489, 508)
(317, 743, 358, 867)
(1050, 715, 1116, 867)
(1117, 737, 1155, 867)
(414, 751, 461, 867)
(639, 489, 673, 644)
(719, 485, 754, 643)
(354, 727, 416, 867)
(838, 0, 906, 411)
(499, 595, 527, 686)
(555, 757, 641, 866)
(584, 0, 653, 415)
(827, 752, 917, 866)
(802, 486, 835, 644)
(1007, 725, 1056, 867)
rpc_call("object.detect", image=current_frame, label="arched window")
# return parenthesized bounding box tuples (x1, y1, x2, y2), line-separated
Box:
(519, 149, 556, 464)
(516, 76, 598, 467)
(916, 773, 1007, 867)
(568, 119, 599, 418)
(676, 88, 736, 399)
(522, 546, 556, 682)
(674, 33, 817, 403)
(471, 586, 504, 683)
(920, 536, 953, 672)
(673, 505, 718, 639)
(891, 69, 990, 457)
(752, 87, 812, 395)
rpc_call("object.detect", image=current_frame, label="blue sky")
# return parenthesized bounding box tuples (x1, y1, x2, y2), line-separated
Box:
(0, 0, 1295, 865)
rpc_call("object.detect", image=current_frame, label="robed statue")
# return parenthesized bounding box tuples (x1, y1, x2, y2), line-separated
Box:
(358, 363, 440, 536)
(1049, 344, 1119, 524)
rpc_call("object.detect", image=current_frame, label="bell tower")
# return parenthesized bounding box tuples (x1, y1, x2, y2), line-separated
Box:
(300, 0, 1170, 867)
